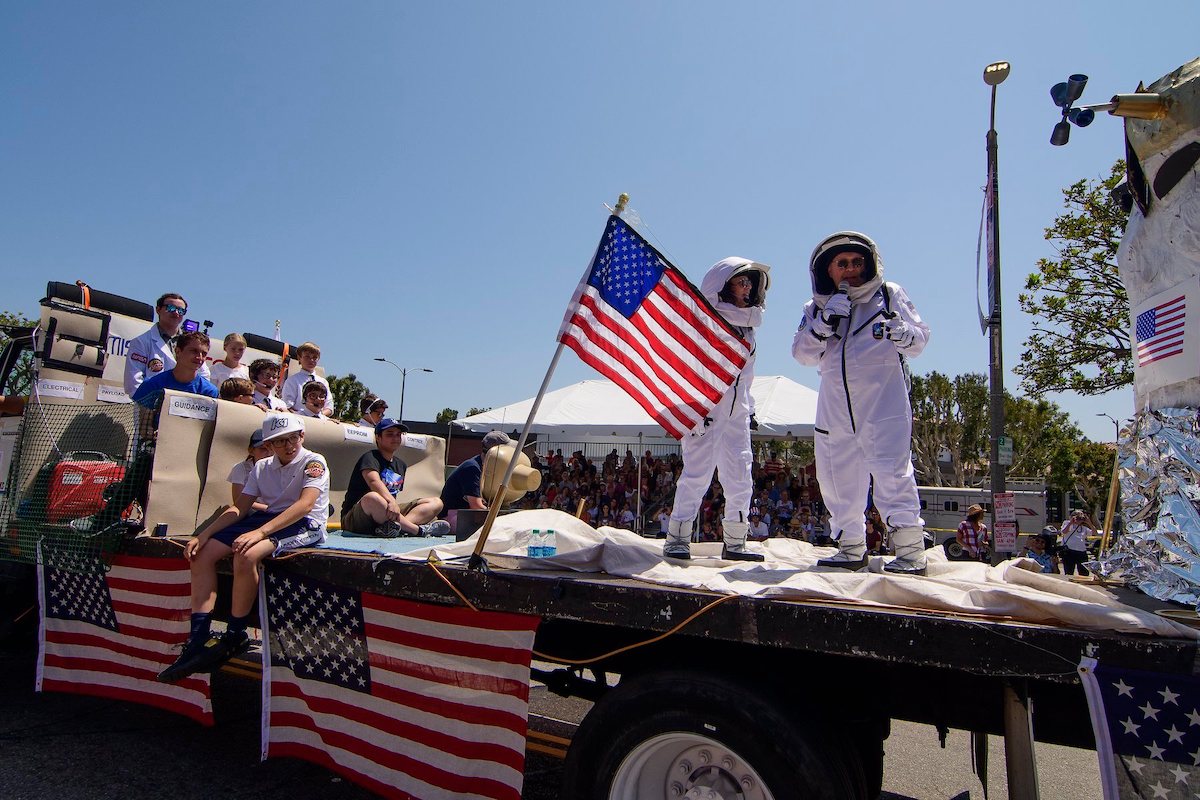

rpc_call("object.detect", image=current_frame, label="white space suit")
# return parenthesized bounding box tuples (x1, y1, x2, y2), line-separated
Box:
(665, 257, 769, 562)
(791, 232, 930, 573)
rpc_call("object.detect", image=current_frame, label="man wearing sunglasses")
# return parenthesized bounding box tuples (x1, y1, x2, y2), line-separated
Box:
(792, 231, 930, 575)
(123, 291, 210, 397)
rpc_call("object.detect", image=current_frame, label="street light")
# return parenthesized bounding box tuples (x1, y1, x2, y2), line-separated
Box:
(373, 358, 433, 424)
(1096, 412, 1120, 441)
(983, 60, 1009, 566)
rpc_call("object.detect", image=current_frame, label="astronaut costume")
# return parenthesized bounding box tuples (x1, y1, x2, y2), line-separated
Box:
(791, 232, 930, 574)
(665, 257, 769, 563)
(123, 324, 210, 398)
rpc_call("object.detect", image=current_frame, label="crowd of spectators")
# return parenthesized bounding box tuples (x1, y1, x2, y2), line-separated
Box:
(515, 445, 894, 551)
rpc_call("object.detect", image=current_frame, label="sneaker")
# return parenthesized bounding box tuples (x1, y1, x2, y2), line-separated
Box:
(157, 636, 211, 683)
(157, 630, 250, 683)
(373, 520, 405, 538)
(417, 520, 451, 537)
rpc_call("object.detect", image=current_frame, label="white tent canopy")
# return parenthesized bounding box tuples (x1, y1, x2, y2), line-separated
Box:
(454, 376, 818, 439)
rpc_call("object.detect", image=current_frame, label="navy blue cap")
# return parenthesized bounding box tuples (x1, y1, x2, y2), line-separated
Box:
(375, 418, 408, 434)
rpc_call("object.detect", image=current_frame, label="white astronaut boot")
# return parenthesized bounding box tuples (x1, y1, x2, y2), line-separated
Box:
(721, 520, 764, 562)
(884, 526, 928, 576)
(817, 535, 868, 570)
(663, 518, 693, 561)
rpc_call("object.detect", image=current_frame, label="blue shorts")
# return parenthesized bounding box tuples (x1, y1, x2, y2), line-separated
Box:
(210, 511, 326, 555)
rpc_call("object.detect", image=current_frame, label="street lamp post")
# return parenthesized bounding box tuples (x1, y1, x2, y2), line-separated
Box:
(373, 358, 433, 425)
(983, 60, 1010, 567)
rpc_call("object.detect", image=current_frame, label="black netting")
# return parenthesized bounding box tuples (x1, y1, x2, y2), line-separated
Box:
(1, 401, 143, 572)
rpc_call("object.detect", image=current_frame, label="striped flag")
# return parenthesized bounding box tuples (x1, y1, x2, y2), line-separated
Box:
(558, 215, 751, 439)
(261, 565, 540, 800)
(1135, 295, 1186, 367)
(36, 552, 213, 725)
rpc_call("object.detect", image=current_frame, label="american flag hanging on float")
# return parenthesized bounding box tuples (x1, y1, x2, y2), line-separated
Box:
(37, 553, 213, 725)
(558, 215, 751, 439)
(1079, 657, 1200, 799)
(1135, 294, 1186, 367)
(260, 566, 540, 800)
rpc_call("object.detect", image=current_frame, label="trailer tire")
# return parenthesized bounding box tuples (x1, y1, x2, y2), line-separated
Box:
(943, 537, 964, 559)
(561, 670, 867, 800)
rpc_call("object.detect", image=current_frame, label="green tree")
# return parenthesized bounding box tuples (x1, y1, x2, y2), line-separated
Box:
(1051, 439, 1114, 515)
(0, 310, 35, 396)
(909, 371, 988, 486)
(1002, 393, 1083, 491)
(325, 373, 370, 422)
(466, 407, 491, 416)
(435, 407, 459, 425)
(1016, 161, 1130, 396)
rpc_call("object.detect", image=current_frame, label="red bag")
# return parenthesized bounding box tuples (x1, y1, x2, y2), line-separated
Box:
(46, 452, 126, 524)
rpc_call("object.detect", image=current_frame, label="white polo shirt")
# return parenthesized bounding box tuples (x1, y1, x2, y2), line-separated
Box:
(244, 446, 330, 527)
(282, 369, 332, 413)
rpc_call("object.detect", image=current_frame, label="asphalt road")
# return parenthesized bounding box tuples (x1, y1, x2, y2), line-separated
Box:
(1, 630, 1101, 799)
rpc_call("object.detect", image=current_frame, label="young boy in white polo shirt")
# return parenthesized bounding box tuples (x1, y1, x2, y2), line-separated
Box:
(158, 414, 329, 682)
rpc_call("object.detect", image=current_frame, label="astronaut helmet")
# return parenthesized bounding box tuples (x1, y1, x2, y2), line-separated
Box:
(809, 231, 882, 296)
(718, 261, 771, 307)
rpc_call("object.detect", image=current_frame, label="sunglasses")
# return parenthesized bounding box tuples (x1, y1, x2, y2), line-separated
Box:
(832, 257, 866, 270)
(163, 303, 188, 315)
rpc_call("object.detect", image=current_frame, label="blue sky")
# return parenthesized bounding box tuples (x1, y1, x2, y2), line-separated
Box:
(3, 2, 1196, 443)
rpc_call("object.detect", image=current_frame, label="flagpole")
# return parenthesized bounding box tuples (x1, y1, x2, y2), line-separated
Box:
(469, 194, 630, 571)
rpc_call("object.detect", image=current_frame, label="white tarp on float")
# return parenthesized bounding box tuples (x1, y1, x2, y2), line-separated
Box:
(384, 509, 1199, 640)
(453, 375, 818, 440)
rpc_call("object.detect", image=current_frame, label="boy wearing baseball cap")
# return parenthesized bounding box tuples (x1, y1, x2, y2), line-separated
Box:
(341, 418, 449, 538)
(158, 414, 330, 682)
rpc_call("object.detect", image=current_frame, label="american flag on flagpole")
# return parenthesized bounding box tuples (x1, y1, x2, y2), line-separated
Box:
(558, 215, 751, 439)
(37, 552, 213, 725)
(1135, 295, 1186, 367)
(260, 566, 540, 800)
(1079, 657, 1200, 799)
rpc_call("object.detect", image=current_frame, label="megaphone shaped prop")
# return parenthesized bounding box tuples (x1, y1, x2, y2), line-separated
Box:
(468, 443, 542, 572)
(481, 444, 542, 506)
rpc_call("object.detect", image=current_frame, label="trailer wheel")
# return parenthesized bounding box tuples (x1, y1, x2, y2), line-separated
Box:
(561, 670, 866, 800)
(942, 537, 964, 559)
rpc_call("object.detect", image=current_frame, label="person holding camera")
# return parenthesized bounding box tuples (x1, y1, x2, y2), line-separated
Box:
(1059, 510, 1097, 576)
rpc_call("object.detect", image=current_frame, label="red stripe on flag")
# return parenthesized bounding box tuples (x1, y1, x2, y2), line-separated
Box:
(577, 293, 715, 413)
(269, 712, 524, 800)
(47, 628, 179, 665)
(271, 681, 526, 771)
(642, 289, 739, 388)
(363, 622, 535, 669)
(112, 598, 191, 623)
(562, 317, 698, 434)
(368, 651, 531, 704)
(368, 666, 529, 736)
(1140, 348, 1185, 366)
(659, 268, 750, 364)
(111, 576, 192, 598)
(364, 593, 541, 636)
(560, 333, 687, 438)
(39, 678, 213, 725)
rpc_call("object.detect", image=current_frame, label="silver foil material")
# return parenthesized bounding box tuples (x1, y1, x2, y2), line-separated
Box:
(1094, 407, 1200, 607)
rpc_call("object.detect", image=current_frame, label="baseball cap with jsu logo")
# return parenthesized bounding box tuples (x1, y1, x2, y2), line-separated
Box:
(262, 413, 304, 443)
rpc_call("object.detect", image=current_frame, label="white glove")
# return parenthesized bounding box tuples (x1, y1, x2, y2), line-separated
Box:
(809, 309, 836, 338)
(884, 318, 916, 348)
(822, 292, 851, 323)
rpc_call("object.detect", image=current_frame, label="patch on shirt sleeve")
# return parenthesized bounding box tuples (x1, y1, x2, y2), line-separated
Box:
(148, 358, 165, 373)
(304, 459, 326, 479)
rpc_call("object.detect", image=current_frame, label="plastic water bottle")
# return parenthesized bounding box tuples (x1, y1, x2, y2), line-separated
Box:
(542, 528, 557, 558)
(527, 529, 542, 558)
